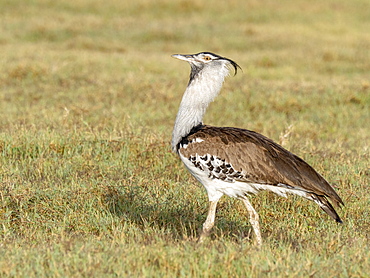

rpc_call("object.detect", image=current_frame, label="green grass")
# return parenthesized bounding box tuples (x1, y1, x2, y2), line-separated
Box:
(0, 0, 369, 276)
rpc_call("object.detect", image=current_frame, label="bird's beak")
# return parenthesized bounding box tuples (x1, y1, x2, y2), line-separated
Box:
(171, 54, 195, 62)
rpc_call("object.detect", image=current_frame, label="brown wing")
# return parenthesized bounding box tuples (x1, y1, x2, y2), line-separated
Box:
(180, 125, 344, 207)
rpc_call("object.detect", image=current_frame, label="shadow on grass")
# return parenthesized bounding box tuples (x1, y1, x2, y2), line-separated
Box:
(104, 185, 253, 242)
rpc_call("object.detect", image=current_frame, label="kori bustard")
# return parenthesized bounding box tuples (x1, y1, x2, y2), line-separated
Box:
(171, 52, 343, 245)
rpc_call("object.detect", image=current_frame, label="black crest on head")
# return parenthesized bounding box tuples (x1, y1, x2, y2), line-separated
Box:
(198, 52, 241, 75)
(188, 52, 241, 82)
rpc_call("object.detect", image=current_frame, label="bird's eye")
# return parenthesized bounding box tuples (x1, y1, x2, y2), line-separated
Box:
(203, 56, 211, 61)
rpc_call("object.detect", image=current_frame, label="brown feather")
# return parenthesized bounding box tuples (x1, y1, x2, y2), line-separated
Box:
(179, 125, 344, 208)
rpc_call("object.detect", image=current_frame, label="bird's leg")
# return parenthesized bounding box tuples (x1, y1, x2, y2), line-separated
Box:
(197, 200, 218, 243)
(242, 197, 263, 246)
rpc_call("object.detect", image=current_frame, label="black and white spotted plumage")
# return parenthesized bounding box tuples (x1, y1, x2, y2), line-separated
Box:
(189, 153, 242, 182)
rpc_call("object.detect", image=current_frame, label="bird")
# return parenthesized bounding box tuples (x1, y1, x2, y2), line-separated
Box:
(171, 52, 344, 246)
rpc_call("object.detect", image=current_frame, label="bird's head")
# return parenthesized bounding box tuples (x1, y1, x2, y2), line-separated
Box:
(172, 52, 241, 82)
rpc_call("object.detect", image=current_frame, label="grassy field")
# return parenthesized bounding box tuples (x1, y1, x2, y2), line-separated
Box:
(0, 0, 369, 276)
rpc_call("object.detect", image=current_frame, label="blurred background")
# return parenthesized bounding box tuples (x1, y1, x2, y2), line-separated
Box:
(1, 0, 369, 139)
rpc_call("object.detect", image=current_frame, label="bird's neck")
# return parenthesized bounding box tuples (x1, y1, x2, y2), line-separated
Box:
(172, 66, 229, 151)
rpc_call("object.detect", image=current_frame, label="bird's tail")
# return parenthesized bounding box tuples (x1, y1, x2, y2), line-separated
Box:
(311, 194, 343, 223)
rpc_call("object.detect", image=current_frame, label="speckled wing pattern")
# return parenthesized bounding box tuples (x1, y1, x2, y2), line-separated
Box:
(178, 125, 344, 209)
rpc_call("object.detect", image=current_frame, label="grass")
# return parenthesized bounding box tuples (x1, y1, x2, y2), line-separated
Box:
(0, 0, 369, 276)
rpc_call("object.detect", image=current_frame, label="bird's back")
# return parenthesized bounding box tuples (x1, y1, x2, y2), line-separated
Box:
(178, 124, 344, 207)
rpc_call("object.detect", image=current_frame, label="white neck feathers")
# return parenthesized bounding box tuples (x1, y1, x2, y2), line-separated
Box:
(172, 62, 230, 151)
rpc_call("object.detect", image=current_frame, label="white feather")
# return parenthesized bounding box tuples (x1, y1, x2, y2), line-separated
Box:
(171, 61, 231, 151)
